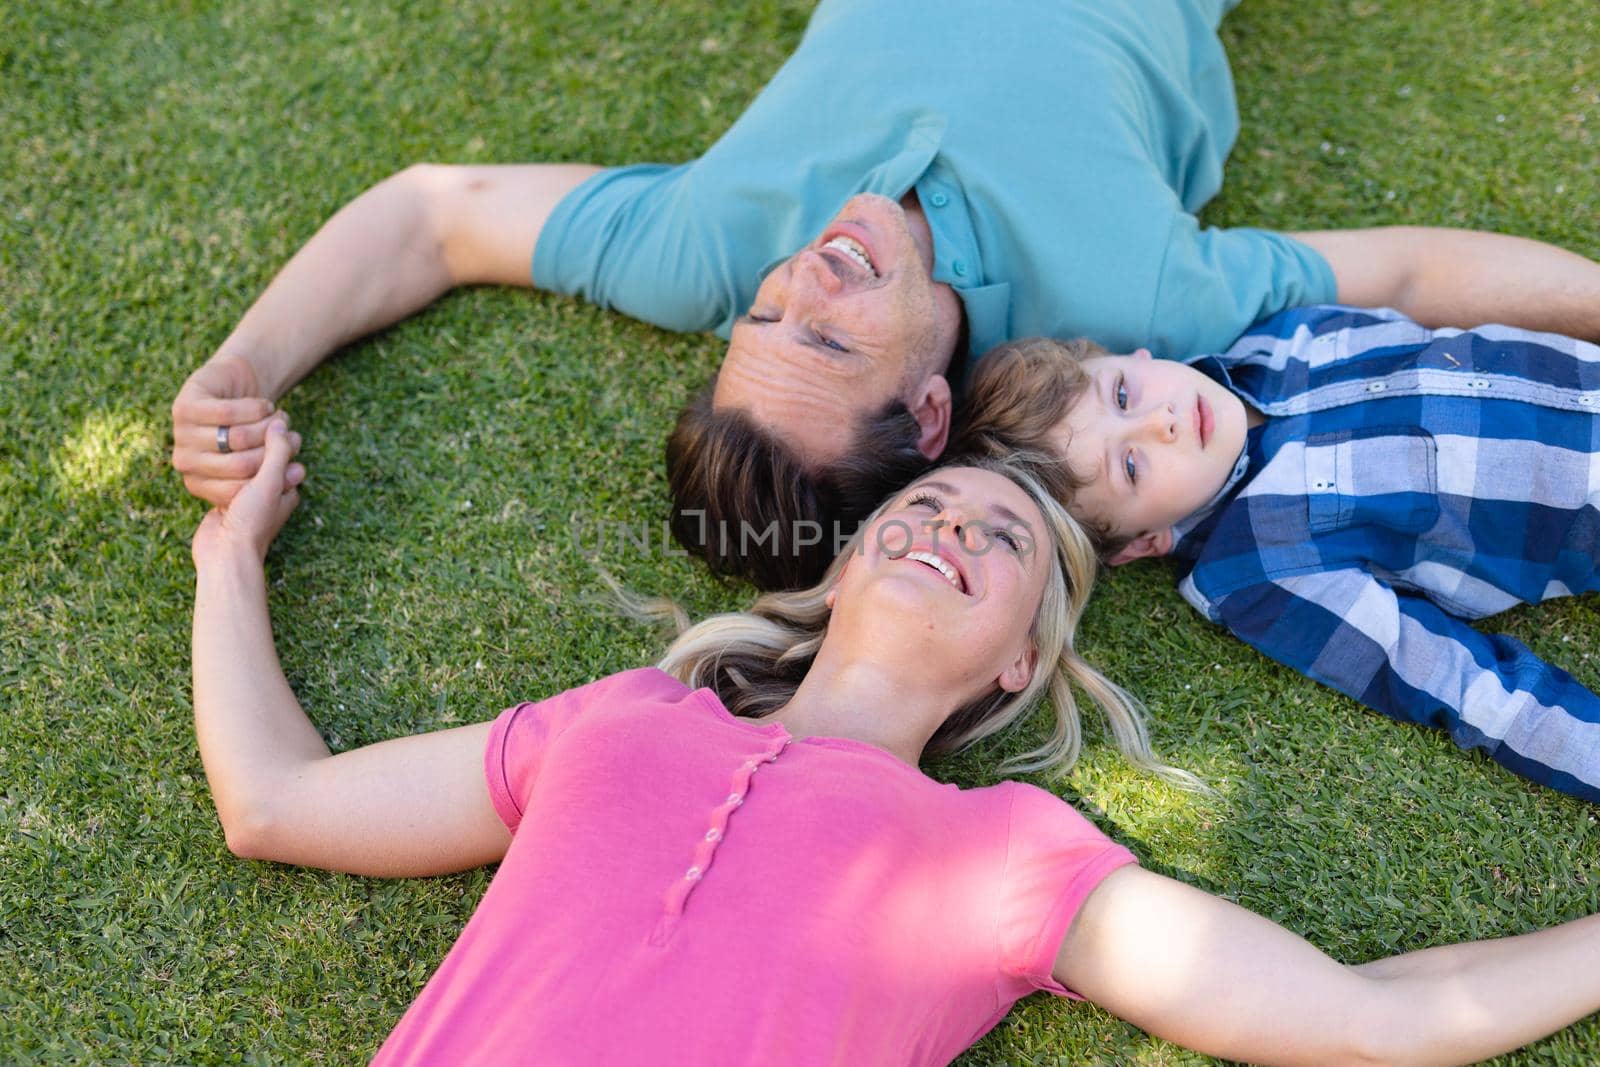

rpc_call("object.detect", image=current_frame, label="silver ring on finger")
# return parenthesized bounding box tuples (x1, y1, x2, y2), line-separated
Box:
(217, 425, 232, 454)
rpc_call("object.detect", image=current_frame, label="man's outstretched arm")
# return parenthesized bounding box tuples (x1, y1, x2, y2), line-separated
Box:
(172, 162, 600, 505)
(1293, 226, 1600, 340)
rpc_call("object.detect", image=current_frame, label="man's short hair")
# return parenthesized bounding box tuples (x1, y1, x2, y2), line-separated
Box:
(666, 378, 933, 590)
(945, 336, 1133, 560)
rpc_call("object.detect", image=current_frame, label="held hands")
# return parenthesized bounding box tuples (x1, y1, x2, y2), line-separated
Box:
(171, 354, 305, 505)
(192, 417, 304, 570)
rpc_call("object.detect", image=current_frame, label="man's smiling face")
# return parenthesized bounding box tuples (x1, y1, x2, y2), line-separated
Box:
(713, 193, 963, 466)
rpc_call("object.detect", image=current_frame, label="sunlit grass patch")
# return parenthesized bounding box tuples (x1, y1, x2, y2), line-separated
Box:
(50, 409, 160, 495)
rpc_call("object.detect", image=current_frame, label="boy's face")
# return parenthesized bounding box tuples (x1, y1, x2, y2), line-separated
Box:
(1049, 350, 1250, 564)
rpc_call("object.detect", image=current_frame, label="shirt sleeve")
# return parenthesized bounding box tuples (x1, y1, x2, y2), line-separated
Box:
(1214, 570, 1600, 803)
(482, 670, 651, 833)
(531, 163, 734, 335)
(1148, 214, 1337, 358)
(995, 783, 1138, 999)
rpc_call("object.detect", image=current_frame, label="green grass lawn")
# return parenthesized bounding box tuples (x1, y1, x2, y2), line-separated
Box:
(2, 0, 1597, 1061)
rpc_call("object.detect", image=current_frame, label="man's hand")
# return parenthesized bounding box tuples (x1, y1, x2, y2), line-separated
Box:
(168, 162, 599, 508)
(191, 416, 303, 570)
(172, 353, 304, 506)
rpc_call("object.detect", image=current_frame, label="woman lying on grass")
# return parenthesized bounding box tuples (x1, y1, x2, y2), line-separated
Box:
(191, 420, 1600, 1066)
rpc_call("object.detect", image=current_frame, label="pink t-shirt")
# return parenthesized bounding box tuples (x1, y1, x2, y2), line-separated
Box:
(372, 667, 1136, 1066)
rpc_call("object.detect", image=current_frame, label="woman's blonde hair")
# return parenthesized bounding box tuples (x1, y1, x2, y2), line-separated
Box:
(624, 455, 1195, 784)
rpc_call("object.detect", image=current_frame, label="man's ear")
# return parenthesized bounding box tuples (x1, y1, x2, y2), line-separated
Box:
(906, 374, 953, 460)
(998, 642, 1038, 694)
(1105, 527, 1173, 566)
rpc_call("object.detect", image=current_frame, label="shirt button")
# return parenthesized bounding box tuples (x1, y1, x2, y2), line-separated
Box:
(1366, 382, 1386, 392)
(727, 793, 743, 806)
(705, 828, 721, 842)
(951, 259, 967, 276)
(1470, 378, 1489, 389)
(929, 191, 949, 208)
(685, 867, 702, 882)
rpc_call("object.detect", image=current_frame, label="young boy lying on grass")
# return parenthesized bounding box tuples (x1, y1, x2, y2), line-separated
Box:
(953, 306, 1600, 803)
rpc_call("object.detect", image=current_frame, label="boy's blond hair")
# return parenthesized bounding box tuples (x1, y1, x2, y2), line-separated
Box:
(948, 336, 1135, 561)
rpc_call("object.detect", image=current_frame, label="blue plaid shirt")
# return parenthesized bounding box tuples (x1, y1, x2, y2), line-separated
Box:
(1171, 305, 1600, 802)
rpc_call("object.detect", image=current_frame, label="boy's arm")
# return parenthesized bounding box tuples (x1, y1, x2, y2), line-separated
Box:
(192, 422, 512, 876)
(1209, 569, 1600, 803)
(1291, 228, 1600, 340)
(172, 163, 601, 506)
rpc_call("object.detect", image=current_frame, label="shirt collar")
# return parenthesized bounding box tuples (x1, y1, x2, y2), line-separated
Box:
(914, 154, 1008, 362)
(1169, 354, 1255, 541)
(752, 111, 950, 290)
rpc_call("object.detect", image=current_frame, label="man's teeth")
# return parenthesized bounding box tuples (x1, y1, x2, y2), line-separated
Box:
(905, 551, 962, 591)
(824, 236, 877, 276)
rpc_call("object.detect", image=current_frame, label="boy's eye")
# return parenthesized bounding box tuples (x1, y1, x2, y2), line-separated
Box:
(1123, 452, 1138, 485)
(747, 309, 779, 323)
(906, 492, 942, 511)
(819, 335, 848, 353)
(1115, 375, 1129, 410)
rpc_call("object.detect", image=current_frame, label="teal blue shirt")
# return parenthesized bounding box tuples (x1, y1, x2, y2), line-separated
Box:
(533, 0, 1335, 363)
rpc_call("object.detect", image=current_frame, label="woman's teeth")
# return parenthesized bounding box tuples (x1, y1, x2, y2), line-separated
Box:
(905, 550, 962, 591)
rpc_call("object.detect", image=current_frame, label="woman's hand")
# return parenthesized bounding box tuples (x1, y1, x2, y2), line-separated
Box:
(191, 416, 303, 570)
(172, 353, 304, 506)
(188, 410, 509, 876)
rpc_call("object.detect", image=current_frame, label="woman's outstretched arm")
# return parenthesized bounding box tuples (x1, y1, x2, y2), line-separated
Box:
(191, 419, 511, 877)
(1054, 865, 1600, 1066)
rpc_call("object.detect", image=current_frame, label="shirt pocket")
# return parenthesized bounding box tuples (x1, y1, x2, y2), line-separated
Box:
(1304, 427, 1439, 535)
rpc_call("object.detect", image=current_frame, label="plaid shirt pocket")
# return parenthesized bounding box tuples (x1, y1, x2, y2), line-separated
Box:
(1305, 426, 1439, 535)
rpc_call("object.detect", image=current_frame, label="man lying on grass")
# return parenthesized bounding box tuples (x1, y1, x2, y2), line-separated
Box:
(170, 0, 1600, 590)
(193, 428, 1600, 1065)
(953, 308, 1600, 802)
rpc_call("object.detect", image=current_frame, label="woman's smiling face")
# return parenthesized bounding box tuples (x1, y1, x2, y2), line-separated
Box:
(829, 465, 1050, 697)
